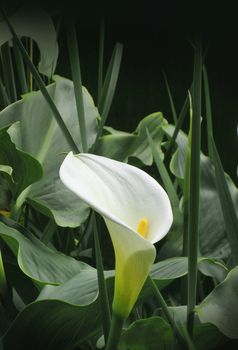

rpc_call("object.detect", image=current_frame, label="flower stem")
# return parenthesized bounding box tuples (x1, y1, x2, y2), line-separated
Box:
(105, 312, 124, 350)
(148, 276, 191, 349)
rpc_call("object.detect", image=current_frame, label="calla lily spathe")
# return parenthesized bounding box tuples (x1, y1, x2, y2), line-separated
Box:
(59, 152, 173, 318)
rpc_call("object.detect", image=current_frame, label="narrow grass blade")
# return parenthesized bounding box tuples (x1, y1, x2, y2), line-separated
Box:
(146, 129, 179, 207)
(164, 83, 193, 164)
(1, 9, 79, 153)
(0, 43, 17, 102)
(183, 91, 193, 256)
(162, 71, 178, 124)
(0, 78, 9, 107)
(187, 41, 202, 334)
(0, 249, 7, 300)
(93, 212, 111, 342)
(29, 38, 33, 91)
(97, 18, 105, 103)
(65, 17, 88, 152)
(202, 65, 213, 157)
(93, 43, 123, 150)
(148, 276, 191, 349)
(210, 138, 238, 266)
(181, 91, 192, 303)
(13, 39, 28, 94)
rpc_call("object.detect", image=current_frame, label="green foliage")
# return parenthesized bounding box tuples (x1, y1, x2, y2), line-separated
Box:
(0, 4, 237, 350)
(197, 265, 238, 338)
(0, 6, 58, 77)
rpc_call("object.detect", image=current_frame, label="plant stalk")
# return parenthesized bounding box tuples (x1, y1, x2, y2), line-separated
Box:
(105, 312, 124, 350)
(93, 213, 111, 342)
(187, 41, 202, 335)
(65, 16, 88, 152)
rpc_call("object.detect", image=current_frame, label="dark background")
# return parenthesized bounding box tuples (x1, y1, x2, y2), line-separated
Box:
(56, 1, 238, 183)
(6, 1, 238, 183)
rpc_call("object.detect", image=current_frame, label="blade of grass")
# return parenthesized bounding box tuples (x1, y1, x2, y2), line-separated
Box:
(0, 249, 7, 301)
(0, 8, 79, 154)
(181, 91, 192, 304)
(148, 276, 193, 349)
(29, 38, 33, 92)
(146, 128, 179, 207)
(93, 212, 111, 342)
(97, 18, 105, 103)
(0, 43, 17, 102)
(183, 90, 193, 256)
(92, 43, 123, 151)
(164, 83, 193, 165)
(187, 41, 202, 335)
(12, 39, 28, 94)
(0, 78, 10, 107)
(162, 71, 178, 124)
(65, 16, 88, 152)
(202, 65, 214, 158)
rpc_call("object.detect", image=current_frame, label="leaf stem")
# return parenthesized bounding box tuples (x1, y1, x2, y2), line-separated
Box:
(97, 18, 105, 103)
(65, 16, 88, 152)
(105, 312, 124, 350)
(93, 212, 111, 342)
(187, 40, 202, 335)
(148, 276, 187, 348)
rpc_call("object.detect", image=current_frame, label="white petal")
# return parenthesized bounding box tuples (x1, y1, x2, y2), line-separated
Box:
(59, 152, 173, 243)
(104, 217, 155, 317)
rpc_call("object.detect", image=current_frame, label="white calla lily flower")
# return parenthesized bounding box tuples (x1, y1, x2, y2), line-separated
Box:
(59, 152, 173, 318)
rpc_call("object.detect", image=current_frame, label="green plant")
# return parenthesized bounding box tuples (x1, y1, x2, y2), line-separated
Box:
(0, 5, 237, 350)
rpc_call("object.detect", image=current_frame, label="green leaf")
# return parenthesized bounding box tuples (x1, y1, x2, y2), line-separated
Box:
(119, 317, 175, 350)
(2, 299, 101, 350)
(119, 316, 225, 350)
(0, 268, 115, 349)
(94, 43, 123, 148)
(138, 257, 227, 304)
(97, 112, 166, 166)
(146, 128, 179, 208)
(0, 5, 58, 77)
(197, 265, 238, 339)
(0, 221, 92, 285)
(210, 137, 238, 266)
(163, 125, 238, 260)
(0, 76, 99, 226)
(0, 127, 42, 198)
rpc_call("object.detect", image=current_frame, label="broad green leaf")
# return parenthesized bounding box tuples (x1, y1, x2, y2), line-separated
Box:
(210, 137, 238, 266)
(140, 257, 227, 298)
(119, 317, 175, 350)
(119, 316, 225, 350)
(2, 299, 101, 350)
(97, 112, 166, 166)
(0, 221, 92, 285)
(163, 124, 238, 259)
(0, 269, 115, 350)
(0, 76, 99, 226)
(157, 306, 227, 350)
(203, 65, 238, 265)
(197, 265, 238, 339)
(0, 128, 42, 198)
(0, 5, 58, 77)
